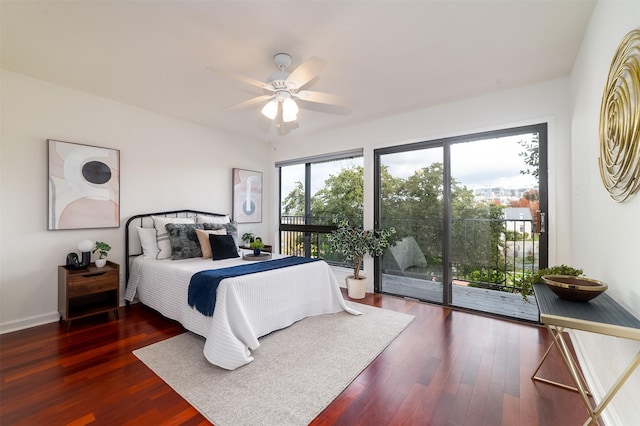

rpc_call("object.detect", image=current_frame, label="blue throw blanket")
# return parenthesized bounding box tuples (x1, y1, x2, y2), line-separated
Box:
(188, 256, 321, 316)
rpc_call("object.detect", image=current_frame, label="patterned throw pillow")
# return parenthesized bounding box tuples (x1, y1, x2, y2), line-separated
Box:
(152, 215, 196, 259)
(203, 221, 239, 249)
(165, 223, 204, 260)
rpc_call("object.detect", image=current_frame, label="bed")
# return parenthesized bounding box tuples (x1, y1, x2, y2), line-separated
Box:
(124, 210, 360, 370)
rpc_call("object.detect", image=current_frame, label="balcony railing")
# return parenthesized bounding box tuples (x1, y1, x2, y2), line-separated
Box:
(279, 215, 538, 294)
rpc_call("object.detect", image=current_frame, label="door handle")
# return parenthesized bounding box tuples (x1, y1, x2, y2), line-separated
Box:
(536, 210, 546, 234)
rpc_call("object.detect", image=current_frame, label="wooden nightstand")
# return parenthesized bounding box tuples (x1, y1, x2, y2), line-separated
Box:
(58, 261, 120, 329)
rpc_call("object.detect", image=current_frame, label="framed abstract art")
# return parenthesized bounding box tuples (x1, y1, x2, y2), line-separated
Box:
(48, 139, 120, 230)
(232, 168, 262, 223)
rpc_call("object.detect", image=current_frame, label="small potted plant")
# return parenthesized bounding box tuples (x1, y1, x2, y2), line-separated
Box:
(241, 232, 254, 245)
(92, 241, 111, 267)
(328, 219, 396, 299)
(249, 237, 264, 256)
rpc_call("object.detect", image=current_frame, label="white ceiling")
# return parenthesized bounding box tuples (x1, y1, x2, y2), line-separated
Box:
(1, 1, 596, 142)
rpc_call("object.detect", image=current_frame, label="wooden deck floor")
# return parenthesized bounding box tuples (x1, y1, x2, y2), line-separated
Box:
(381, 274, 540, 322)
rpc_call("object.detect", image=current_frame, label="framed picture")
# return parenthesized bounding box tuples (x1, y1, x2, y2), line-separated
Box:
(48, 139, 120, 230)
(232, 168, 262, 223)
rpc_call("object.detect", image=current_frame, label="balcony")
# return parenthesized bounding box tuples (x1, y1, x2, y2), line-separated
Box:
(280, 215, 540, 322)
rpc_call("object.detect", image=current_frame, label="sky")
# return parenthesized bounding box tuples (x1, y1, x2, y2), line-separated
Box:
(383, 134, 538, 189)
(280, 133, 538, 200)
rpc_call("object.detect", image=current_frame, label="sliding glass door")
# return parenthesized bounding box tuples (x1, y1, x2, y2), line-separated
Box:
(375, 124, 547, 321)
(375, 145, 446, 304)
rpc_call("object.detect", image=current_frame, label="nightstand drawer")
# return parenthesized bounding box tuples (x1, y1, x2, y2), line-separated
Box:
(68, 271, 118, 297)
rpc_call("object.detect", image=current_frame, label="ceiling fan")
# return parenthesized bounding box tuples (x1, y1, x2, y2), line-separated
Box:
(207, 53, 354, 134)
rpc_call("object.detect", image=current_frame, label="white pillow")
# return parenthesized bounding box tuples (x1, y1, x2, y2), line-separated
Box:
(195, 228, 227, 259)
(152, 215, 196, 259)
(136, 227, 159, 258)
(196, 214, 230, 224)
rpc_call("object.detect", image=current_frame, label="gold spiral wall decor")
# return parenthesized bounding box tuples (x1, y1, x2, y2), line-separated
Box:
(598, 29, 640, 202)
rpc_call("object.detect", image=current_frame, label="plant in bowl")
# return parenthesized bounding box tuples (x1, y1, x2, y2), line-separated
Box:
(518, 264, 583, 302)
(327, 219, 396, 299)
(92, 241, 111, 267)
(249, 237, 264, 255)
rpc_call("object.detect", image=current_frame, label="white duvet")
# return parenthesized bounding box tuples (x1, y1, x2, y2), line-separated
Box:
(125, 253, 360, 370)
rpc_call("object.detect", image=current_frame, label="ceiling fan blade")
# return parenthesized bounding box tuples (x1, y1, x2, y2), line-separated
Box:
(294, 90, 355, 108)
(206, 67, 273, 91)
(224, 94, 273, 111)
(285, 56, 326, 89)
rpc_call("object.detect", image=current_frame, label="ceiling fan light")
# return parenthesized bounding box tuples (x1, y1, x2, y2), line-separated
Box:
(282, 97, 299, 116)
(282, 98, 298, 122)
(261, 99, 278, 120)
(282, 111, 297, 123)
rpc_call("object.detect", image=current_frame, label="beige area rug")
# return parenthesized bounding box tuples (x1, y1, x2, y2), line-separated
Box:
(133, 302, 414, 426)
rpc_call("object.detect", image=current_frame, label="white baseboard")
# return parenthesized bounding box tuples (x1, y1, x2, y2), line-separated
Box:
(0, 312, 60, 334)
(0, 299, 128, 335)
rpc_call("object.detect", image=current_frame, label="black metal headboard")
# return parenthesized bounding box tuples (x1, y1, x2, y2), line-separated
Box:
(124, 209, 228, 284)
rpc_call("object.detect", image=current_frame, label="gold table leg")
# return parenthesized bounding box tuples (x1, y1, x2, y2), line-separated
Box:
(533, 325, 640, 426)
(532, 326, 591, 395)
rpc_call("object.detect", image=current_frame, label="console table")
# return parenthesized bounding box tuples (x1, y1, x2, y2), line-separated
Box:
(532, 283, 640, 426)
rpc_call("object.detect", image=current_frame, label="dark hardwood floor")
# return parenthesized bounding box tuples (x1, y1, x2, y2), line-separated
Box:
(1, 290, 594, 425)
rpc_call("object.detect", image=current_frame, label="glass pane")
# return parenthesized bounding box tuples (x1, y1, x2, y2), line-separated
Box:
(379, 148, 444, 304)
(280, 164, 305, 223)
(449, 133, 540, 320)
(279, 156, 363, 267)
(310, 157, 363, 226)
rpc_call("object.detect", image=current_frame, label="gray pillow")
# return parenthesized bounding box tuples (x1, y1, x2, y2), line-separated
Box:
(203, 221, 239, 248)
(165, 223, 204, 260)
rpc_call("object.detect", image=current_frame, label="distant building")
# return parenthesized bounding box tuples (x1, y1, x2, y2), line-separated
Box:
(503, 207, 533, 235)
(473, 186, 537, 205)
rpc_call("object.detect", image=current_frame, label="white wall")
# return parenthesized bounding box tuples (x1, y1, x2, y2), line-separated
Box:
(569, 2, 640, 425)
(272, 77, 574, 291)
(0, 70, 270, 333)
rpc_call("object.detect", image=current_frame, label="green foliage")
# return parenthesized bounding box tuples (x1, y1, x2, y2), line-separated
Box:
(467, 267, 506, 286)
(504, 230, 522, 241)
(282, 181, 305, 216)
(518, 133, 539, 183)
(241, 232, 254, 243)
(311, 166, 364, 226)
(517, 264, 583, 302)
(92, 241, 111, 259)
(327, 219, 396, 280)
(249, 237, 264, 250)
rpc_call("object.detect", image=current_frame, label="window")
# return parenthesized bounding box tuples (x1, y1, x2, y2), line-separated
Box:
(277, 149, 363, 264)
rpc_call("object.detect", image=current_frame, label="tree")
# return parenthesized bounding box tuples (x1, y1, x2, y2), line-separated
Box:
(518, 133, 539, 183)
(311, 166, 364, 226)
(282, 181, 305, 217)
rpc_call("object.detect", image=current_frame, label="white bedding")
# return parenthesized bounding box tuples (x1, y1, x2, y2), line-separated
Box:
(125, 253, 360, 370)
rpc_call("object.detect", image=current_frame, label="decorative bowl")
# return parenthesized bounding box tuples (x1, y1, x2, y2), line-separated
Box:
(541, 275, 608, 302)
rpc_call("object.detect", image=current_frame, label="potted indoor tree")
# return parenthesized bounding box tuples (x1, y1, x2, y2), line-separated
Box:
(92, 241, 111, 267)
(328, 219, 396, 299)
